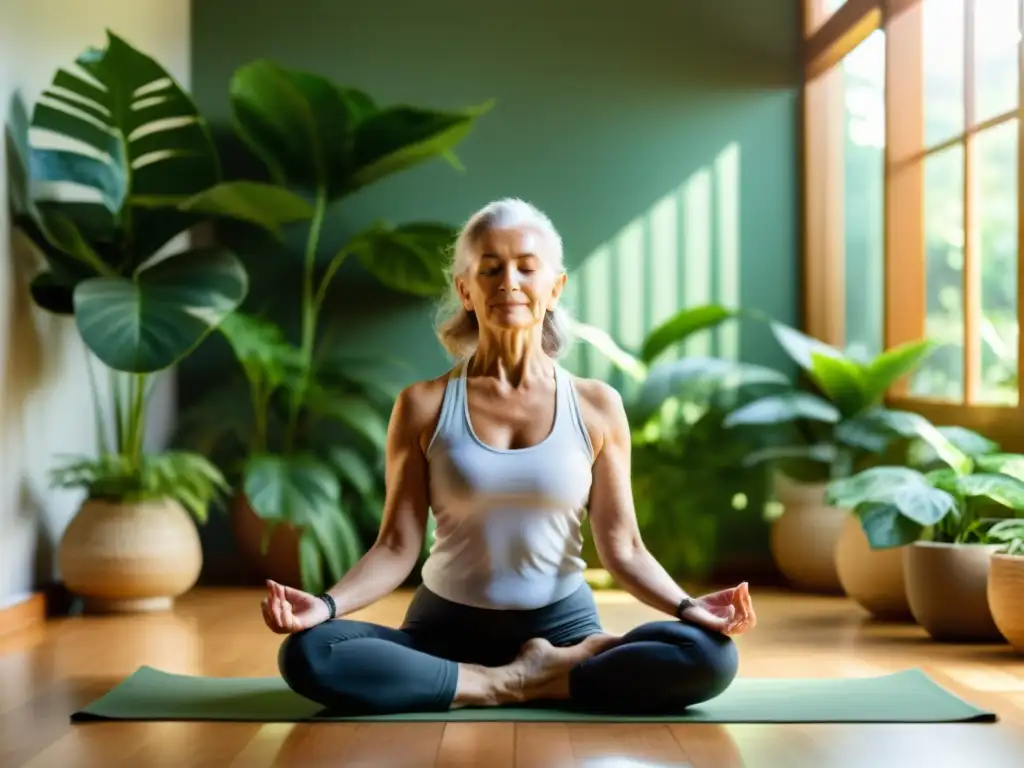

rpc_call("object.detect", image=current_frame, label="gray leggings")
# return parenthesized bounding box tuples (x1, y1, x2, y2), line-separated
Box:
(278, 583, 739, 715)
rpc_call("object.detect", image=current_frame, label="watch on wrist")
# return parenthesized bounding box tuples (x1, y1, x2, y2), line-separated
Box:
(318, 593, 337, 621)
(675, 596, 696, 620)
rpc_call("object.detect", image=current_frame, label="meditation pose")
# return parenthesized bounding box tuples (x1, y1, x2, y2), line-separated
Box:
(262, 198, 756, 715)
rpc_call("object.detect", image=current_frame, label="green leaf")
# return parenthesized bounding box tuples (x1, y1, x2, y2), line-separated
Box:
(308, 390, 389, 450)
(243, 453, 339, 524)
(568, 319, 646, 381)
(73, 247, 248, 373)
(349, 100, 494, 193)
(634, 357, 791, 424)
(328, 447, 376, 498)
(297, 530, 325, 594)
(640, 305, 739, 364)
(723, 391, 841, 428)
(974, 452, 1024, 481)
(176, 181, 314, 238)
(229, 59, 490, 200)
(861, 340, 936, 403)
(808, 352, 868, 416)
(907, 425, 999, 468)
(326, 507, 364, 575)
(864, 410, 972, 475)
(826, 465, 956, 527)
(29, 30, 219, 219)
(769, 322, 845, 371)
(30, 271, 75, 314)
(741, 443, 838, 468)
(347, 221, 454, 296)
(857, 502, 925, 548)
(834, 415, 892, 453)
(957, 473, 1024, 511)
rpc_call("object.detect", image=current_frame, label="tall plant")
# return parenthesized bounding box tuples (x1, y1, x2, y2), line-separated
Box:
(174, 60, 493, 592)
(9, 31, 247, 518)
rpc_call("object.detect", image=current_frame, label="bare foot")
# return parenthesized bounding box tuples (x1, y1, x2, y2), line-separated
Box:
(499, 633, 620, 703)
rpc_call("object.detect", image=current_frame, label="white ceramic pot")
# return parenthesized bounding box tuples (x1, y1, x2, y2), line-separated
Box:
(988, 553, 1024, 652)
(770, 474, 846, 593)
(904, 541, 1003, 642)
(834, 514, 913, 620)
(58, 498, 202, 613)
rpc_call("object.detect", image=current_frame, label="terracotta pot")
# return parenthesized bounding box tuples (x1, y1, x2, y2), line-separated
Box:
(230, 493, 303, 588)
(58, 498, 202, 613)
(988, 553, 1024, 652)
(904, 541, 1004, 642)
(834, 514, 913, 620)
(770, 474, 846, 593)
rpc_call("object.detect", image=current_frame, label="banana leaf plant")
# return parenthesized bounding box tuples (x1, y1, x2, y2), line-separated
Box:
(173, 60, 492, 592)
(826, 444, 1024, 549)
(9, 31, 248, 519)
(569, 305, 796, 579)
(721, 321, 964, 481)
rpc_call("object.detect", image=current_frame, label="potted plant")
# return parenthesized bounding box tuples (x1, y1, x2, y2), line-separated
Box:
(172, 60, 492, 593)
(722, 322, 941, 597)
(987, 517, 1024, 651)
(569, 307, 794, 582)
(8, 32, 248, 611)
(827, 451, 1024, 641)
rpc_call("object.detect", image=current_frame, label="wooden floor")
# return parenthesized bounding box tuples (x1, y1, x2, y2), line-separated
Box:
(2, 586, 1023, 767)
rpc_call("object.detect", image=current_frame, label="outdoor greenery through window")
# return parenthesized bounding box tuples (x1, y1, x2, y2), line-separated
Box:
(909, 0, 1020, 406)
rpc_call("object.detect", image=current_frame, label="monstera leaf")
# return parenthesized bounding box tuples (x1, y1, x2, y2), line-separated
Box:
(74, 247, 248, 373)
(345, 221, 455, 297)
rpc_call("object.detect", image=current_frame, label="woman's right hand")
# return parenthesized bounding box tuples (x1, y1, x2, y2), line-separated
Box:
(261, 579, 331, 634)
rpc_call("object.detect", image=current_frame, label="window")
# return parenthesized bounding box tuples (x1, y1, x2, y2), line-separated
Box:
(803, 0, 1024, 447)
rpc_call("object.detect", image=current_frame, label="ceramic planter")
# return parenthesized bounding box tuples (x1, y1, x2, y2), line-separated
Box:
(988, 553, 1024, 652)
(904, 541, 1003, 642)
(770, 474, 846, 593)
(834, 514, 913, 620)
(58, 498, 202, 612)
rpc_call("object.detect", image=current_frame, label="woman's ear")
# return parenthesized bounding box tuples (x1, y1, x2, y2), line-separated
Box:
(455, 275, 473, 311)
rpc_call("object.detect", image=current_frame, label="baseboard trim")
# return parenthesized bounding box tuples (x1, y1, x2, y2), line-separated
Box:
(0, 592, 47, 637)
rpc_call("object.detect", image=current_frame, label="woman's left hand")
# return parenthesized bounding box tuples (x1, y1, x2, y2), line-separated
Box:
(681, 582, 756, 636)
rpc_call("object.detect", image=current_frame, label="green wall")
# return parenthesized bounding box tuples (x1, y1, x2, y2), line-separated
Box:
(187, 0, 802, 580)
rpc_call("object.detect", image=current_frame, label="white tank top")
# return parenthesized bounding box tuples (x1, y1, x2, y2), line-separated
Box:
(421, 358, 595, 609)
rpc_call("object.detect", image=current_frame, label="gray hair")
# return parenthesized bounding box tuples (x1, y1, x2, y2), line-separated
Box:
(435, 198, 574, 360)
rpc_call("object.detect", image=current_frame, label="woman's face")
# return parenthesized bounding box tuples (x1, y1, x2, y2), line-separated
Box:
(457, 225, 565, 334)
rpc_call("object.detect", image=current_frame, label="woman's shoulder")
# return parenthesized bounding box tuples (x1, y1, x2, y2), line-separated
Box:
(565, 372, 624, 415)
(393, 367, 458, 451)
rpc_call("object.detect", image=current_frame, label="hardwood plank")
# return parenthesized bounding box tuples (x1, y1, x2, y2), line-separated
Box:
(568, 723, 689, 765)
(435, 722, 515, 768)
(0, 592, 46, 639)
(515, 723, 575, 768)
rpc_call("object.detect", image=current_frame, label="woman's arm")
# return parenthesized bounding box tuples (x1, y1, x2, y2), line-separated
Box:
(581, 381, 694, 618)
(322, 380, 440, 617)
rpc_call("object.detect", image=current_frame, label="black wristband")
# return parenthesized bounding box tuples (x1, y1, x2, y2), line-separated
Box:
(318, 593, 337, 621)
(675, 597, 696, 620)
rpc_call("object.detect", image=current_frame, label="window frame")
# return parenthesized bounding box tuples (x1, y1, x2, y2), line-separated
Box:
(801, 0, 1024, 449)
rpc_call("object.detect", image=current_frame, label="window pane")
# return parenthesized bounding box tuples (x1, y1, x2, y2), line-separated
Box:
(974, 0, 1020, 124)
(924, 0, 965, 146)
(976, 120, 1019, 405)
(807, 0, 848, 34)
(842, 31, 886, 362)
(912, 144, 965, 400)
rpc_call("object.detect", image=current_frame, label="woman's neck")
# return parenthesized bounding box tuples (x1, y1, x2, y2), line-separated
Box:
(470, 329, 552, 387)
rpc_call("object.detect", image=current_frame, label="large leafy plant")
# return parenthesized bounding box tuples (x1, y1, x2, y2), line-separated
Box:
(825, 434, 1024, 548)
(9, 31, 246, 519)
(570, 306, 793, 578)
(174, 60, 492, 592)
(722, 322, 953, 481)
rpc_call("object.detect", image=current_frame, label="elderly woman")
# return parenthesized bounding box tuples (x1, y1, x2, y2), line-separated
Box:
(262, 198, 755, 715)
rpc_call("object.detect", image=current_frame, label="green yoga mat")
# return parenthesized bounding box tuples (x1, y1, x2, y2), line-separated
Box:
(69, 666, 996, 724)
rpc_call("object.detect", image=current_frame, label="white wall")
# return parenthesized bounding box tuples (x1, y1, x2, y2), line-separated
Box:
(0, 0, 191, 608)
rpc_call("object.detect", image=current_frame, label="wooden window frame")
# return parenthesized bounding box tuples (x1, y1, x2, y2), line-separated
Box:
(802, 0, 1024, 449)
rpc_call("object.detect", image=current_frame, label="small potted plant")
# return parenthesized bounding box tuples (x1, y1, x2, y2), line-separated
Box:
(722, 321, 940, 597)
(987, 518, 1024, 652)
(827, 451, 1024, 641)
